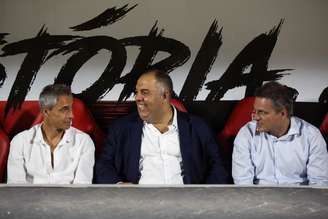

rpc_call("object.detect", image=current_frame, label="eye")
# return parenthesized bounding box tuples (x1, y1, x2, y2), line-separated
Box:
(60, 109, 67, 113)
(253, 110, 268, 117)
(59, 106, 70, 113)
(141, 90, 149, 95)
(258, 111, 269, 117)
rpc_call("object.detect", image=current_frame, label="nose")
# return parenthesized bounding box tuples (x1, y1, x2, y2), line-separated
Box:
(68, 109, 73, 120)
(252, 110, 260, 121)
(135, 92, 143, 102)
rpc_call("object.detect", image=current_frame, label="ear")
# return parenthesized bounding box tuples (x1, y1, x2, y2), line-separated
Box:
(280, 108, 288, 117)
(162, 90, 170, 101)
(42, 108, 49, 118)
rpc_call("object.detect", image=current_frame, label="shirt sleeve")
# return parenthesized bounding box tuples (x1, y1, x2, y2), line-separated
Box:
(232, 125, 255, 185)
(7, 134, 27, 184)
(73, 135, 95, 184)
(307, 129, 328, 186)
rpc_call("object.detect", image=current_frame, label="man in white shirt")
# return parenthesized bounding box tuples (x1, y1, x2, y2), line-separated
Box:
(7, 84, 95, 184)
(232, 82, 328, 185)
(95, 69, 227, 184)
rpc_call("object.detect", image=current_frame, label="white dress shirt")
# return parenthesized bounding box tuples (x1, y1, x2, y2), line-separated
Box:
(7, 124, 95, 184)
(139, 107, 183, 184)
(232, 117, 328, 185)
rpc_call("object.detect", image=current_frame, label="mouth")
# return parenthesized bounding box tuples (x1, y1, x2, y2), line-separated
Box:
(137, 103, 146, 111)
(64, 120, 72, 125)
(136, 103, 149, 120)
(256, 122, 262, 131)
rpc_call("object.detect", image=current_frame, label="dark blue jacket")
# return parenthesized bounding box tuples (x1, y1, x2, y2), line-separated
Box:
(94, 111, 227, 184)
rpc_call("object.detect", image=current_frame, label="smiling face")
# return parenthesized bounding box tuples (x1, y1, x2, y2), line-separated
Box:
(43, 95, 73, 131)
(252, 97, 287, 135)
(135, 73, 169, 123)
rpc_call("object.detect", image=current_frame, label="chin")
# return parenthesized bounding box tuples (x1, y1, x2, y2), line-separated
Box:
(140, 116, 149, 122)
(137, 112, 148, 120)
(256, 126, 265, 133)
(62, 124, 71, 130)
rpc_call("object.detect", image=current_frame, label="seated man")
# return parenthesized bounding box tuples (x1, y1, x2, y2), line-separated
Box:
(232, 82, 328, 185)
(7, 84, 95, 184)
(95, 69, 227, 184)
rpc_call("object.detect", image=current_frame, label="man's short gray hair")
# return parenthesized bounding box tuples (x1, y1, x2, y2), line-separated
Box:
(39, 84, 72, 110)
(255, 81, 298, 117)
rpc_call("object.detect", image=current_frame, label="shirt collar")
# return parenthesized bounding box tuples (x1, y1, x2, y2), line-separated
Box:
(171, 106, 178, 130)
(143, 105, 178, 131)
(268, 117, 300, 140)
(285, 117, 301, 136)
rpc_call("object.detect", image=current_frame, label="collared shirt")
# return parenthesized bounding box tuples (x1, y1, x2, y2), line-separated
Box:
(139, 106, 183, 184)
(232, 117, 328, 185)
(7, 124, 95, 184)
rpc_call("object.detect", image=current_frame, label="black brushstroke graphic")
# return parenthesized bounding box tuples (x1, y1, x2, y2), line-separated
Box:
(48, 36, 126, 103)
(0, 64, 6, 87)
(117, 21, 190, 101)
(0, 33, 8, 45)
(0, 5, 302, 112)
(319, 87, 328, 104)
(179, 20, 222, 102)
(0, 34, 8, 87)
(0, 26, 80, 115)
(70, 4, 138, 31)
(205, 19, 292, 101)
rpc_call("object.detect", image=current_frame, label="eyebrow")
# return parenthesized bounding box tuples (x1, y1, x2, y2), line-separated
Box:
(136, 88, 150, 92)
(59, 105, 70, 110)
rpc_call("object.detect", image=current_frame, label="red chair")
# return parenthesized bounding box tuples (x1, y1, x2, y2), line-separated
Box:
(32, 98, 105, 153)
(0, 101, 40, 183)
(320, 114, 328, 142)
(217, 97, 255, 183)
(170, 98, 187, 112)
(0, 127, 10, 183)
(218, 96, 255, 155)
(0, 101, 40, 139)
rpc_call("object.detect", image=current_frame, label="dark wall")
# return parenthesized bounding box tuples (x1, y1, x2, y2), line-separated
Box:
(90, 101, 327, 133)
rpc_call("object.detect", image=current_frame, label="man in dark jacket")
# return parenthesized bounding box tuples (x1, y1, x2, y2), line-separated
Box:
(95, 69, 227, 184)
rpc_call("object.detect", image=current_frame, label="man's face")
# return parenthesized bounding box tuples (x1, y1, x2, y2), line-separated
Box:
(43, 95, 73, 131)
(252, 97, 286, 134)
(135, 73, 167, 123)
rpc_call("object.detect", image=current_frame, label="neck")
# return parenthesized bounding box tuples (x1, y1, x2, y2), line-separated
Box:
(160, 105, 174, 124)
(152, 105, 173, 133)
(271, 117, 290, 138)
(41, 122, 64, 150)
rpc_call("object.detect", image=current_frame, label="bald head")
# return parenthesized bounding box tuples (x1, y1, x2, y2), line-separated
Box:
(139, 69, 173, 98)
(135, 69, 173, 123)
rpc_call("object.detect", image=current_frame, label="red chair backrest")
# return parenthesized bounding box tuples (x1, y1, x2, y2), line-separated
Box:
(170, 99, 187, 112)
(218, 96, 255, 154)
(0, 128, 10, 183)
(32, 98, 105, 153)
(320, 114, 328, 138)
(0, 101, 40, 138)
